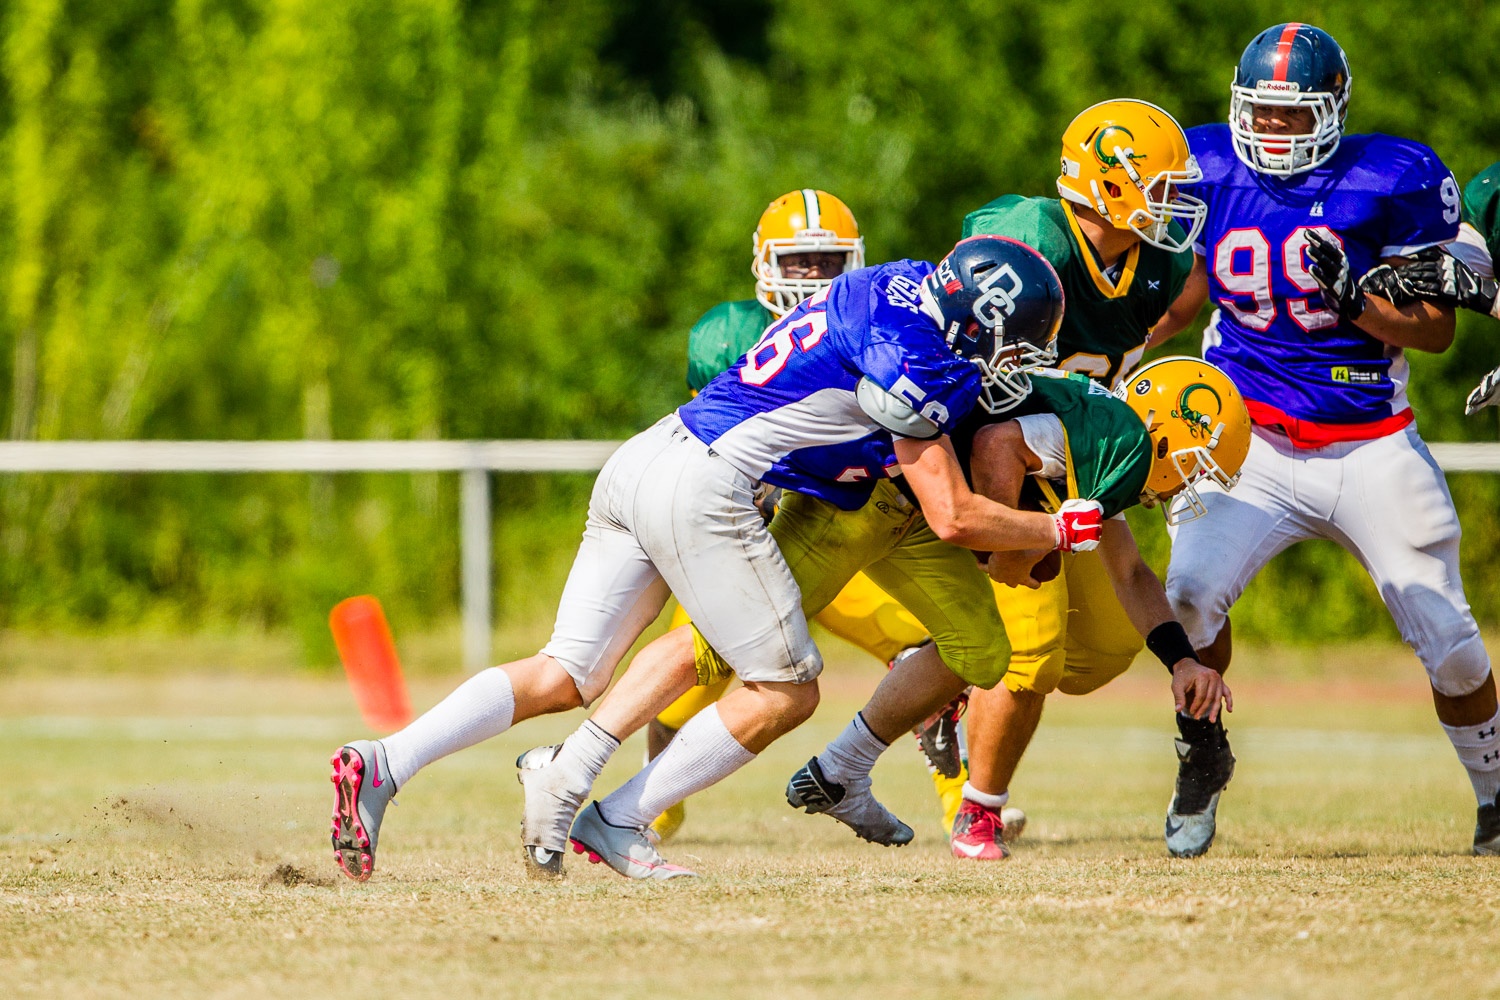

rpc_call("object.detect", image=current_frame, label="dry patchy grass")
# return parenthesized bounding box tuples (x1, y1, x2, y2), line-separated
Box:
(4, 641, 1500, 999)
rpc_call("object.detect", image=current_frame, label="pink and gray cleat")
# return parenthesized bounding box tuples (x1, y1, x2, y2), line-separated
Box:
(568, 802, 697, 880)
(330, 739, 396, 881)
(950, 799, 1009, 861)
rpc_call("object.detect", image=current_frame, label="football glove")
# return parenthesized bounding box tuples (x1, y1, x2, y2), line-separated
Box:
(1304, 229, 1367, 319)
(1397, 249, 1500, 319)
(1053, 499, 1104, 553)
(1466, 364, 1500, 416)
(1357, 264, 1422, 309)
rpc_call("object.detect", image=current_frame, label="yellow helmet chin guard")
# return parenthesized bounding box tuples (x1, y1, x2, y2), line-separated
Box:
(752, 189, 865, 317)
(1056, 99, 1207, 254)
(1116, 356, 1251, 525)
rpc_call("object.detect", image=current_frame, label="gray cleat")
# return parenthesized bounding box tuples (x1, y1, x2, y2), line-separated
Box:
(516, 744, 590, 879)
(330, 739, 397, 881)
(786, 756, 914, 846)
(1165, 736, 1235, 858)
(1474, 796, 1500, 856)
(568, 802, 697, 880)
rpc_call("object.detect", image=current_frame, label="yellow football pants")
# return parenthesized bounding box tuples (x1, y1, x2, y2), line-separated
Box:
(656, 571, 927, 730)
(995, 547, 1141, 696)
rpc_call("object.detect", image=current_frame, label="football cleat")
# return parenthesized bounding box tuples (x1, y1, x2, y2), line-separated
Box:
(915, 691, 968, 780)
(329, 739, 396, 881)
(568, 802, 697, 880)
(785, 757, 914, 846)
(516, 743, 590, 879)
(950, 799, 1009, 861)
(647, 801, 685, 845)
(1165, 736, 1236, 858)
(1474, 795, 1500, 856)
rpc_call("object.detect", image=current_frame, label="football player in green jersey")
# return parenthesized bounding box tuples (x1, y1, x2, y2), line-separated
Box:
(791, 359, 1248, 858)
(940, 99, 1212, 857)
(1398, 162, 1500, 414)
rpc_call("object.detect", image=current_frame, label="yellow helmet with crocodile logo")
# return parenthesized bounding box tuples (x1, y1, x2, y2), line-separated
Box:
(1117, 355, 1251, 524)
(1056, 99, 1206, 253)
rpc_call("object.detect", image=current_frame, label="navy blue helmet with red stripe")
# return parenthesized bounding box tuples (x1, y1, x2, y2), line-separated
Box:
(1229, 23, 1351, 176)
(919, 235, 1065, 414)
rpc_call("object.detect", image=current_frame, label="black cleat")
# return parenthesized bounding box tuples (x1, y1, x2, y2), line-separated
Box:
(1165, 734, 1235, 858)
(1475, 795, 1500, 856)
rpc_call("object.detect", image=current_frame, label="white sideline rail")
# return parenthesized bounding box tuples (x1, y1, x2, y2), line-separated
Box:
(0, 438, 1496, 670)
(0, 440, 624, 673)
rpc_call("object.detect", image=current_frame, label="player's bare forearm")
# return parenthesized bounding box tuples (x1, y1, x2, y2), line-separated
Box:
(1097, 519, 1177, 637)
(1149, 254, 1209, 346)
(1356, 294, 1455, 353)
(894, 435, 1056, 551)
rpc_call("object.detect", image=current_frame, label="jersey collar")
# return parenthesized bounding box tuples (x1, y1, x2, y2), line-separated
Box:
(1061, 201, 1140, 299)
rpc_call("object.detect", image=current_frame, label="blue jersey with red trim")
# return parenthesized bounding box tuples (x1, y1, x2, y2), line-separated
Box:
(1185, 123, 1459, 425)
(678, 260, 980, 510)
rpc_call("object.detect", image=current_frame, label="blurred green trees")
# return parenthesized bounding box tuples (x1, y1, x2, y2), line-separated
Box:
(2, 0, 1499, 655)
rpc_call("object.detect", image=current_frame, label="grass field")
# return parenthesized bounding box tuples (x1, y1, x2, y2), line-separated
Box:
(5, 633, 1500, 999)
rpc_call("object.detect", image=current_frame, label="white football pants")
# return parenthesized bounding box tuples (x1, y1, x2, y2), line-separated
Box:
(1166, 424, 1490, 696)
(541, 413, 820, 705)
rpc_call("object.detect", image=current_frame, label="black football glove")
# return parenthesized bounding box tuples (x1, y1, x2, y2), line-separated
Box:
(1466, 365, 1500, 416)
(1396, 248, 1500, 318)
(1304, 229, 1367, 319)
(1357, 264, 1422, 309)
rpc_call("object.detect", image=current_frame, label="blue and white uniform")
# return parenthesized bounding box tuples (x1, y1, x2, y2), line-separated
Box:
(542, 261, 980, 701)
(681, 260, 980, 509)
(1167, 124, 1489, 697)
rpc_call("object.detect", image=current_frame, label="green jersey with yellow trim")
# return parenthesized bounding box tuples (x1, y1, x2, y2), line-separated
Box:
(685, 299, 777, 392)
(951, 370, 1152, 520)
(1462, 162, 1500, 264)
(961, 195, 1192, 389)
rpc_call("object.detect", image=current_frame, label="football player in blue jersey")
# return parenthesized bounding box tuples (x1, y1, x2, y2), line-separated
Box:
(1150, 22, 1498, 858)
(325, 236, 1106, 882)
(511, 238, 1171, 880)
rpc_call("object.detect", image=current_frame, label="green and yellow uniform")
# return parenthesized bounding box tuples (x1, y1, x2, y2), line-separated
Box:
(954, 370, 1154, 696)
(1462, 162, 1500, 263)
(963, 196, 1192, 389)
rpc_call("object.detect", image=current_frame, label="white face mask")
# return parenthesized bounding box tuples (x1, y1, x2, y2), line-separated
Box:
(1229, 84, 1349, 177)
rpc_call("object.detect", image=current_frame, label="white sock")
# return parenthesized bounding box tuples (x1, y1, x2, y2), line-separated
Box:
(961, 782, 1009, 809)
(549, 719, 620, 793)
(598, 705, 754, 829)
(381, 667, 517, 789)
(816, 712, 888, 787)
(1441, 708, 1500, 805)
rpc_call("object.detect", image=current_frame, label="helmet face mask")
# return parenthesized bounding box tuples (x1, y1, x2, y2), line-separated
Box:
(1115, 356, 1252, 526)
(1057, 99, 1206, 254)
(920, 237, 1066, 415)
(753, 190, 865, 317)
(1228, 23, 1352, 177)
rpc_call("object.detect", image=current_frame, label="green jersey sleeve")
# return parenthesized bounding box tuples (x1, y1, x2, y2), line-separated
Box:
(1463, 162, 1500, 264)
(685, 300, 777, 391)
(1021, 371, 1153, 519)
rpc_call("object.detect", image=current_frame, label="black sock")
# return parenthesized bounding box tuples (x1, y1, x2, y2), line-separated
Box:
(1176, 712, 1227, 748)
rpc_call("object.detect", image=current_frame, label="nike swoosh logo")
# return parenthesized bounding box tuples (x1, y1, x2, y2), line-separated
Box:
(370, 754, 385, 788)
(953, 840, 988, 857)
(1165, 819, 1183, 838)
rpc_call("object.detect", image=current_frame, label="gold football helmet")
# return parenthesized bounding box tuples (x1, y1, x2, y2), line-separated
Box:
(1056, 99, 1206, 253)
(1117, 356, 1251, 524)
(753, 189, 865, 316)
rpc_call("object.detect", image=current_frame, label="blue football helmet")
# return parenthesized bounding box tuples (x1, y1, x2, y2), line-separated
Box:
(920, 235, 1065, 414)
(1230, 23, 1352, 176)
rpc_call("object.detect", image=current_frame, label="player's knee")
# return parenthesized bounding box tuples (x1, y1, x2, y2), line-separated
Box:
(1424, 628, 1491, 698)
(1001, 645, 1065, 696)
(512, 656, 586, 714)
(943, 632, 1015, 691)
(1165, 569, 1226, 650)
